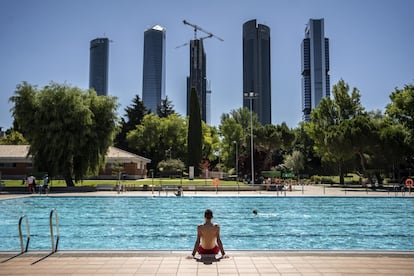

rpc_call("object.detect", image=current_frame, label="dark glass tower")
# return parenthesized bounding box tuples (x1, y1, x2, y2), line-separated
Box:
(89, 37, 109, 96)
(206, 80, 212, 125)
(243, 19, 271, 125)
(142, 25, 166, 113)
(187, 39, 207, 122)
(301, 18, 330, 122)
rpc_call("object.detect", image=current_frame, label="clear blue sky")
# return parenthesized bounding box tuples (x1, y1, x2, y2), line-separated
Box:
(1, 0, 413, 130)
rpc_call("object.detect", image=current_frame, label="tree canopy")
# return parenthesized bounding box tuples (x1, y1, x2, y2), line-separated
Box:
(157, 159, 185, 177)
(127, 113, 187, 174)
(114, 94, 148, 152)
(385, 84, 414, 174)
(7, 77, 413, 184)
(9, 82, 118, 186)
(305, 79, 366, 183)
(0, 129, 28, 145)
(157, 96, 176, 118)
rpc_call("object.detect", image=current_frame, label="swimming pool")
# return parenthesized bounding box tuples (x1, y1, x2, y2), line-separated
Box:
(0, 196, 413, 251)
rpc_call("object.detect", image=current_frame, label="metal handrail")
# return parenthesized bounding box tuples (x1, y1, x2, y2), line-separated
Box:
(49, 209, 59, 253)
(30, 209, 60, 265)
(1, 215, 30, 263)
(18, 215, 30, 253)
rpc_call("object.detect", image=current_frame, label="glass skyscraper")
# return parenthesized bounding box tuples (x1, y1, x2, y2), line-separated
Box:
(89, 37, 109, 96)
(301, 18, 330, 122)
(142, 25, 166, 113)
(187, 39, 207, 122)
(243, 19, 271, 125)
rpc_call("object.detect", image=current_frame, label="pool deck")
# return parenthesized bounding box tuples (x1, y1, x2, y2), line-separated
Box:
(1, 186, 413, 275)
(1, 251, 414, 275)
(1, 184, 413, 199)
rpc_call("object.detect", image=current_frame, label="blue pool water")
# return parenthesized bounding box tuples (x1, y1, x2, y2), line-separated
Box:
(0, 196, 413, 251)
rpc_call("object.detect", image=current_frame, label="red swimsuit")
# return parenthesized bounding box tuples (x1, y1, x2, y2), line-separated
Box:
(198, 245, 219, 254)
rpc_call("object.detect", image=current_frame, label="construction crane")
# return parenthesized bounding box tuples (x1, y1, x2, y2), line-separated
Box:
(175, 34, 212, 49)
(182, 20, 224, 42)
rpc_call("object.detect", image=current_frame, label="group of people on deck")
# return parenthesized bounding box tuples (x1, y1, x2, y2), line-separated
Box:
(25, 174, 49, 194)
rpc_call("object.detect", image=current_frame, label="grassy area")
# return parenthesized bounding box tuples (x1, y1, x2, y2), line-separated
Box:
(6, 173, 404, 188)
(309, 174, 411, 185)
(2, 178, 243, 187)
(310, 173, 364, 184)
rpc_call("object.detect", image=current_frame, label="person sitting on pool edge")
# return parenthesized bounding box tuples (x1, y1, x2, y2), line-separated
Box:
(191, 209, 227, 258)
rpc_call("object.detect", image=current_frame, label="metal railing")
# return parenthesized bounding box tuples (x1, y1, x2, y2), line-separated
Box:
(31, 209, 60, 265)
(18, 215, 30, 253)
(1, 214, 30, 263)
(49, 209, 59, 253)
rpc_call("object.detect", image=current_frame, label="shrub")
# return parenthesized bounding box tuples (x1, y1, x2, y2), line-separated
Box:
(157, 159, 185, 177)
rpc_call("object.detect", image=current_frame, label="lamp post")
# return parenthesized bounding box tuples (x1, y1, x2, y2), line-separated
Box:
(233, 140, 239, 192)
(232, 141, 238, 179)
(244, 92, 257, 184)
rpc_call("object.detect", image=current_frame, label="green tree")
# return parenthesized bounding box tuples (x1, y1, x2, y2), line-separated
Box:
(219, 108, 258, 176)
(219, 108, 295, 178)
(283, 150, 305, 177)
(114, 95, 148, 152)
(157, 159, 185, 177)
(127, 114, 162, 170)
(255, 124, 282, 171)
(127, 113, 187, 174)
(157, 96, 176, 118)
(386, 84, 414, 171)
(187, 88, 202, 175)
(375, 117, 410, 179)
(227, 107, 259, 130)
(341, 115, 377, 176)
(10, 82, 118, 186)
(386, 84, 414, 136)
(278, 122, 296, 150)
(218, 116, 243, 172)
(305, 79, 365, 184)
(252, 123, 295, 174)
(202, 122, 220, 162)
(160, 113, 187, 161)
(0, 129, 28, 145)
(292, 123, 324, 176)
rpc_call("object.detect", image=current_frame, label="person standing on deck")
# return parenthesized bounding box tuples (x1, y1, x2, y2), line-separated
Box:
(27, 175, 35, 193)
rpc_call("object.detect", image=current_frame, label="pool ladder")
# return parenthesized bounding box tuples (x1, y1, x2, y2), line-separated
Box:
(18, 214, 31, 253)
(31, 209, 60, 265)
(49, 208, 60, 253)
(1, 209, 60, 264)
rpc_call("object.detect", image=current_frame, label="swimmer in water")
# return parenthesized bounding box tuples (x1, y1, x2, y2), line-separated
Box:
(253, 209, 258, 215)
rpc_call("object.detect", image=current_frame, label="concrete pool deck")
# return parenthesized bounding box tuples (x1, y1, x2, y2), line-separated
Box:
(1, 251, 414, 275)
(1, 184, 413, 198)
(1, 186, 413, 275)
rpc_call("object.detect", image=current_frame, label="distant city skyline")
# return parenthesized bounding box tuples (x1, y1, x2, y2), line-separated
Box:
(301, 18, 330, 122)
(242, 19, 272, 125)
(89, 37, 109, 96)
(1, 0, 413, 130)
(142, 25, 166, 113)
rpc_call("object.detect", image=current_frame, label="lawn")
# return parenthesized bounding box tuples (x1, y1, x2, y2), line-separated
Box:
(2, 178, 242, 187)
